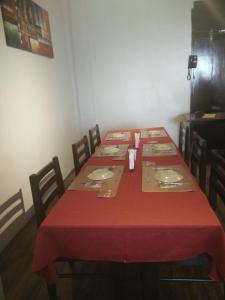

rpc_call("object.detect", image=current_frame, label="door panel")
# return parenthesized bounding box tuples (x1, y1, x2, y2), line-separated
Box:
(191, 1, 225, 113)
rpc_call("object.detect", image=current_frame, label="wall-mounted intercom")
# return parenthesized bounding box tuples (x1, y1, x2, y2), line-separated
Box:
(188, 55, 198, 69)
(187, 55, 198, 80)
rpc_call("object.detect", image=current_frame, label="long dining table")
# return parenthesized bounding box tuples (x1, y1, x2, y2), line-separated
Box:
(32, 127, 225, 293)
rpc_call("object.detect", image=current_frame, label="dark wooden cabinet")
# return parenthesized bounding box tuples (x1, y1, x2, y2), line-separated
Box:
(187, 112, 225, 150)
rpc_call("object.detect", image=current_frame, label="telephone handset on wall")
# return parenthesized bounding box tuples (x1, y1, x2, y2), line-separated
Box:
(187, 55, 198, 80)
(188, 55, 198, 68)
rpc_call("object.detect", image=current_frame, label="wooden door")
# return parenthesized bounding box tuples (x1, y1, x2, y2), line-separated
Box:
(191, 0, 225, 113)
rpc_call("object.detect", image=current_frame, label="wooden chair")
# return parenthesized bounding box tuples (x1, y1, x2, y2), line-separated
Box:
(0, 189, 25, 300)
(178, 121, 190, 165)
(0, 189, 25, 253)
(161, 140, 224, 299)
(190, 131, 207, 192)
(0, 275, 5, 300)
(30, 157, 72, 299)
(72, 135, 90, 175)
(30, 156, 108, 300)
(29, 157, 65, 227)
(209, 149, 225, 210)
(89, 124, 101, 154)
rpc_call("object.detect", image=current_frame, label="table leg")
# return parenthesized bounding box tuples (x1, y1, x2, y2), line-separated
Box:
(47, 283, 57, 300)
(114, 263, 143, 300)
(224, 282, 225, 300)
(141, 263, 159, 300)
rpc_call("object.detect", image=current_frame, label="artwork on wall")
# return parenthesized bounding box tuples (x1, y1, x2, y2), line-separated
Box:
(1, 0, 54, 58)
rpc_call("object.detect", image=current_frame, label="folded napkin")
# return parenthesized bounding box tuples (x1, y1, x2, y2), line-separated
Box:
(134, 132, 140, 149)
(128, 149, 137, 170)
(202, 113, 216, 119)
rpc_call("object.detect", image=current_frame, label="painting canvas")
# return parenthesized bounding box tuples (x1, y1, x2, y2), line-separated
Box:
(1, 0, 54, 58)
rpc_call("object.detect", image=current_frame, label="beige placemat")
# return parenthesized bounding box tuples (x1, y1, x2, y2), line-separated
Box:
(142, 163, 195, 192)
(105, 132, 131, 141)
(68, 165, 124, 198)
(142, 143, 177, 157)
(141, 129, 167, 138)
(94, 144, 128, 157)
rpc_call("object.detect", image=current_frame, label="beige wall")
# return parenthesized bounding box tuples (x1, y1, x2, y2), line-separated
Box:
(0, 0, 80, 210)
(69, 0, 192, 142)
(0, 0, 193, 212)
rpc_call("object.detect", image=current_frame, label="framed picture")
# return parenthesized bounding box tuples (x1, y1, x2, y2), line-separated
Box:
(1, 0, 54, 58)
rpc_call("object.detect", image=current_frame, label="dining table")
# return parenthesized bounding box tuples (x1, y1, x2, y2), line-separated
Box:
(32, 127, 225, 297)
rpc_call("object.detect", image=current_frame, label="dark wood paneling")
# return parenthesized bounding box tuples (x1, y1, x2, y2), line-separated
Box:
(192, 0, 225, 32)
(191, 0, 225, 113)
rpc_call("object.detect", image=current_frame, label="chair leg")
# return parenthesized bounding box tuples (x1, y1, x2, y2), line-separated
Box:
(224, 282, 225, 300)
(47, 283, 57, 300)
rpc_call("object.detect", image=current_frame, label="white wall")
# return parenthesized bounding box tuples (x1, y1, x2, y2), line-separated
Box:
(0, 0, 193, 212)
(0, 0, 80, 210)
(69, 0, 192, 141)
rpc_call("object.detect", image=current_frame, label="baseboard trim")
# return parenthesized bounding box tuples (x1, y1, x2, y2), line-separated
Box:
(64, 168, 75, 188)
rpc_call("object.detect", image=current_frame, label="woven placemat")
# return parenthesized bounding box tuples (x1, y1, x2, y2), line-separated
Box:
(105, 132, 131, 141)
(141, 129, 167, 138)
(68, 165, 124, 198)
(94, 144, 128, 157)
(142, 143, 177, 157)
(142, 163, 195, 192)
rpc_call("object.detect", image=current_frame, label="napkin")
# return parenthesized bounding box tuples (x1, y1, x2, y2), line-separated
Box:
(202, 113, 216, 119)
(128, 149, 137, 170)
(134, 132, 140, 149)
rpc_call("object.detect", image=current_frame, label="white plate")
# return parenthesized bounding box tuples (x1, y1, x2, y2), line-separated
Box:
(110, 132, 124, 138)
(153, 144, 171, 151)
(101, 146, 120, 154)
(154, 169, 183, 183)
(88, 168, 114, 181)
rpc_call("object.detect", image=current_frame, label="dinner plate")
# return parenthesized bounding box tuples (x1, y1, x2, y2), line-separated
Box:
(110, 132, 124, 138)
(154, 169, 183, 183)
(87, 168, 114, 181)
(101, 146, 120, 154)
(153, 144, 171, 151)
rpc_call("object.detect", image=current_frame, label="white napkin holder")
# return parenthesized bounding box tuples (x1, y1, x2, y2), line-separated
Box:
(128, 149, 137, 170)
(134, 132, 140, 149)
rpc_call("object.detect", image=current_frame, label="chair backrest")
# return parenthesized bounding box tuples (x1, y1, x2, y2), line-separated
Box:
(209, 149, 225, 210)
(72, 135, 90, 175)
(29, 157, 65, 227)
(89, 124, 101, 154)
(190, 131, 207, 192)
(0, 189, 25, 253)
(178, 121, 190, 164)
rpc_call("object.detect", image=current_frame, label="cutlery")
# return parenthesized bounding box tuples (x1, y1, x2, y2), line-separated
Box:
(159, 181, 183, 185)
(82, 181, 103, 188)
(159, 181, 184, 188)
(98, 188, 113, 198)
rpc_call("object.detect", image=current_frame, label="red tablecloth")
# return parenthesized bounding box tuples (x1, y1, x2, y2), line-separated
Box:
(32, 128, 225, 283)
